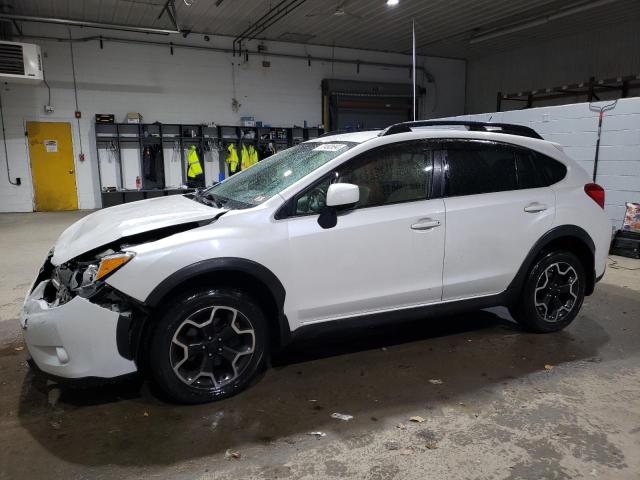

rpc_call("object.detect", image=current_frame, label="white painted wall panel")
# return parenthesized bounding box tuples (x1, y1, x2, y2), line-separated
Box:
(0, 24, 466, 212)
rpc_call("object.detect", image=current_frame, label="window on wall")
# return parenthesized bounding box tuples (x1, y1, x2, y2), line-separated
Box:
(293, 141, 433, 215)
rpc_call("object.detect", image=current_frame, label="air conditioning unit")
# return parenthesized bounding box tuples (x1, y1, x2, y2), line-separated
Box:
(0, 41, 43, 84)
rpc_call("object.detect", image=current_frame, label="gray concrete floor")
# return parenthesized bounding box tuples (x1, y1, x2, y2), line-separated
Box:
(1, 211, 639, 480)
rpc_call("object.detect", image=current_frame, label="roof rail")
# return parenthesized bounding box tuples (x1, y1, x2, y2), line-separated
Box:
(317, 128, 382, 138)
(379, 121, 543, 140)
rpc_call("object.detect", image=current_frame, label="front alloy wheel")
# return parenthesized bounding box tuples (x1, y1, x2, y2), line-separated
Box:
(170, 306, 256, 389)
(149, 288, 267, 404)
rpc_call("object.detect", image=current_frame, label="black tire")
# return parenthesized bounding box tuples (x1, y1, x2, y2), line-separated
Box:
(148, 288, 268, 404)
(510, 250, 586, 333)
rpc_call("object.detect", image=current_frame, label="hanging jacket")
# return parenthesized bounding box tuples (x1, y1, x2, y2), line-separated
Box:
(226, 143, 239, 173)
(241, 144, 259, 170)
(250, 144, 259, 165)
(187, 145, 203, 179)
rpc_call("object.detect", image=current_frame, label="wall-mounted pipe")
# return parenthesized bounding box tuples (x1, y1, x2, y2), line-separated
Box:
(0, 14, 179, 35)
(18, 33, 433, 77)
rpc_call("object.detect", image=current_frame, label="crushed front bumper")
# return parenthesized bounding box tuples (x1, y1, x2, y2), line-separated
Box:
(20, 281, 137, 379)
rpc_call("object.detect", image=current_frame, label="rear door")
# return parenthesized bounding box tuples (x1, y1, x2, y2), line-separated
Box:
(441, 139, 556, 300)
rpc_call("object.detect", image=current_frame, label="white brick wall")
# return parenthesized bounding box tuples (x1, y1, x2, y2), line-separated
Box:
(0, 23, 466, 212)
(442, 98, 640, 229)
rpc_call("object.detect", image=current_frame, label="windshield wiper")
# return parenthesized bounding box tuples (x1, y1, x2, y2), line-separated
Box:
(198, 191, 228, 209)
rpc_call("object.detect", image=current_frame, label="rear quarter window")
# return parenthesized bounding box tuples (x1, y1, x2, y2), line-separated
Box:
(536, 152, 567, 185)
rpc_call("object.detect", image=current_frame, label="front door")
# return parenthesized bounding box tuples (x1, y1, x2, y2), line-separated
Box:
(286, 140, 445, 327)
(27, 121, 78, 211)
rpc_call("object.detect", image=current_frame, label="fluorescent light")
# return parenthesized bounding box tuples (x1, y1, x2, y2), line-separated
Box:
(387, 0, 399, 6)
(469, 0, 618, 44)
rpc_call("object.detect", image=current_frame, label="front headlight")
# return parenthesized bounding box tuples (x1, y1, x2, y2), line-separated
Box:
(95, 252, 135, 282)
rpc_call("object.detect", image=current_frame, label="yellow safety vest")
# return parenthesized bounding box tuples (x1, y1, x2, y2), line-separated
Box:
(226, 143, 239, 173)
(187, 145, 203, 178)
(241, 144, 259, 170)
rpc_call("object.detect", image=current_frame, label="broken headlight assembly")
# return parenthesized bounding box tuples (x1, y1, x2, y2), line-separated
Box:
(47, 252, 135, 305)
(76, 252, 135, 297)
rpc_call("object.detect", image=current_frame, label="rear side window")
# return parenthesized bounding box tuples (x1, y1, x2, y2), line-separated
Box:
(515, 151, 545, 189)
(536, 153, 567, 185)
(444, 141, 518, 196)
(444, 141, 567, 197)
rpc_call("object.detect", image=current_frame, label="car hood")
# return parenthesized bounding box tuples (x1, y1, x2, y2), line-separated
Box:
(52, 195, 226, 265)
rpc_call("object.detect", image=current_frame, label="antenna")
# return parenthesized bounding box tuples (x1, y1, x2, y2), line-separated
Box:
(412, 19, 416, 121)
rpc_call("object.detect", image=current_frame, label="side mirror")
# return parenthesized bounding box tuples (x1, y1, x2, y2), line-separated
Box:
(326, 183, 359, 208)
(318, 183, 359, 229)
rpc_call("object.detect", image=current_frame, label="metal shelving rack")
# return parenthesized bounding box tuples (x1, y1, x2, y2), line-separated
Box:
(95, 122, 324, 207)
(496, 74, 640, 111)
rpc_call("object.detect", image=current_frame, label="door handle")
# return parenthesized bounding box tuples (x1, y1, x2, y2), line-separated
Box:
(411, 218, 441, 230)
(524, 202, 547, 213)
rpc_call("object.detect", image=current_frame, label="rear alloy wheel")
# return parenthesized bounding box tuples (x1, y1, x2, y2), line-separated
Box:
(533, 262, 579, 323)
(510, 251, 586, 333)
(149, 289, 267, 404)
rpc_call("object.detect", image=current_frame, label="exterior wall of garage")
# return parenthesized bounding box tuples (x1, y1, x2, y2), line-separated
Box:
(0, 24, 466, 212)
(465, 19, 640, 115)
(441, 97, 640, 230)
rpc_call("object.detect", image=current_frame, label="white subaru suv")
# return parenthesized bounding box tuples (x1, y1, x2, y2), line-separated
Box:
(21, 121, 611, 404)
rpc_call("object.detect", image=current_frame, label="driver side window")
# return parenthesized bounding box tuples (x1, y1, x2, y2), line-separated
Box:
(293, 141, 433, 216)
(295, 176, 333, 215)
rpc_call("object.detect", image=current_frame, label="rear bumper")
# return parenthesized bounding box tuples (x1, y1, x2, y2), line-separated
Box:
(20, 281, 137, 379)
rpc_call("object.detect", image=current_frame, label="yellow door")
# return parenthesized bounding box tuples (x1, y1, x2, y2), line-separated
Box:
(27, 121, 78, 211)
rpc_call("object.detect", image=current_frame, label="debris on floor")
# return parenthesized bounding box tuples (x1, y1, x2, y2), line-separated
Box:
(330, 412, 353, 421)
(14, 346, 24, 351)
(396, 423, 407, 430)
(384, 440, 400, 450)
(544, 364, 555, 370)
(425, 440, 439, 450)
(416, 429, 440, 450)
(307, 431, 326, 438)
(224, 449, 241, 460)
(143, 411, 149, 417)
(409, 416, 426, 423)
(47, 386, 61, 408)
(428, 379, 444, 384)
(208, 411, 224, 430)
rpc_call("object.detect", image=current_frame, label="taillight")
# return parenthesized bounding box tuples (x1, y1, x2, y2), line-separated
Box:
(584, 183, 605, 209)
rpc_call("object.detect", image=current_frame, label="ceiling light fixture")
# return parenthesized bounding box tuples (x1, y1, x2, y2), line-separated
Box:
(470, 0, 618, 44)
(387, 0, 399, 6)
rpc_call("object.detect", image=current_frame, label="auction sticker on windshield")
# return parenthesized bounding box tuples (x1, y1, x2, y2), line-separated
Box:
(313, 144, 347, 152)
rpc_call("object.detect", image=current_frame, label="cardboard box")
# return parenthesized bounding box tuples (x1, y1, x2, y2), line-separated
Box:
(125, 112, 143, 124)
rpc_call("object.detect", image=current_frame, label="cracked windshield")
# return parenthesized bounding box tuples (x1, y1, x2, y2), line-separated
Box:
(204, 142, 357, 207)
